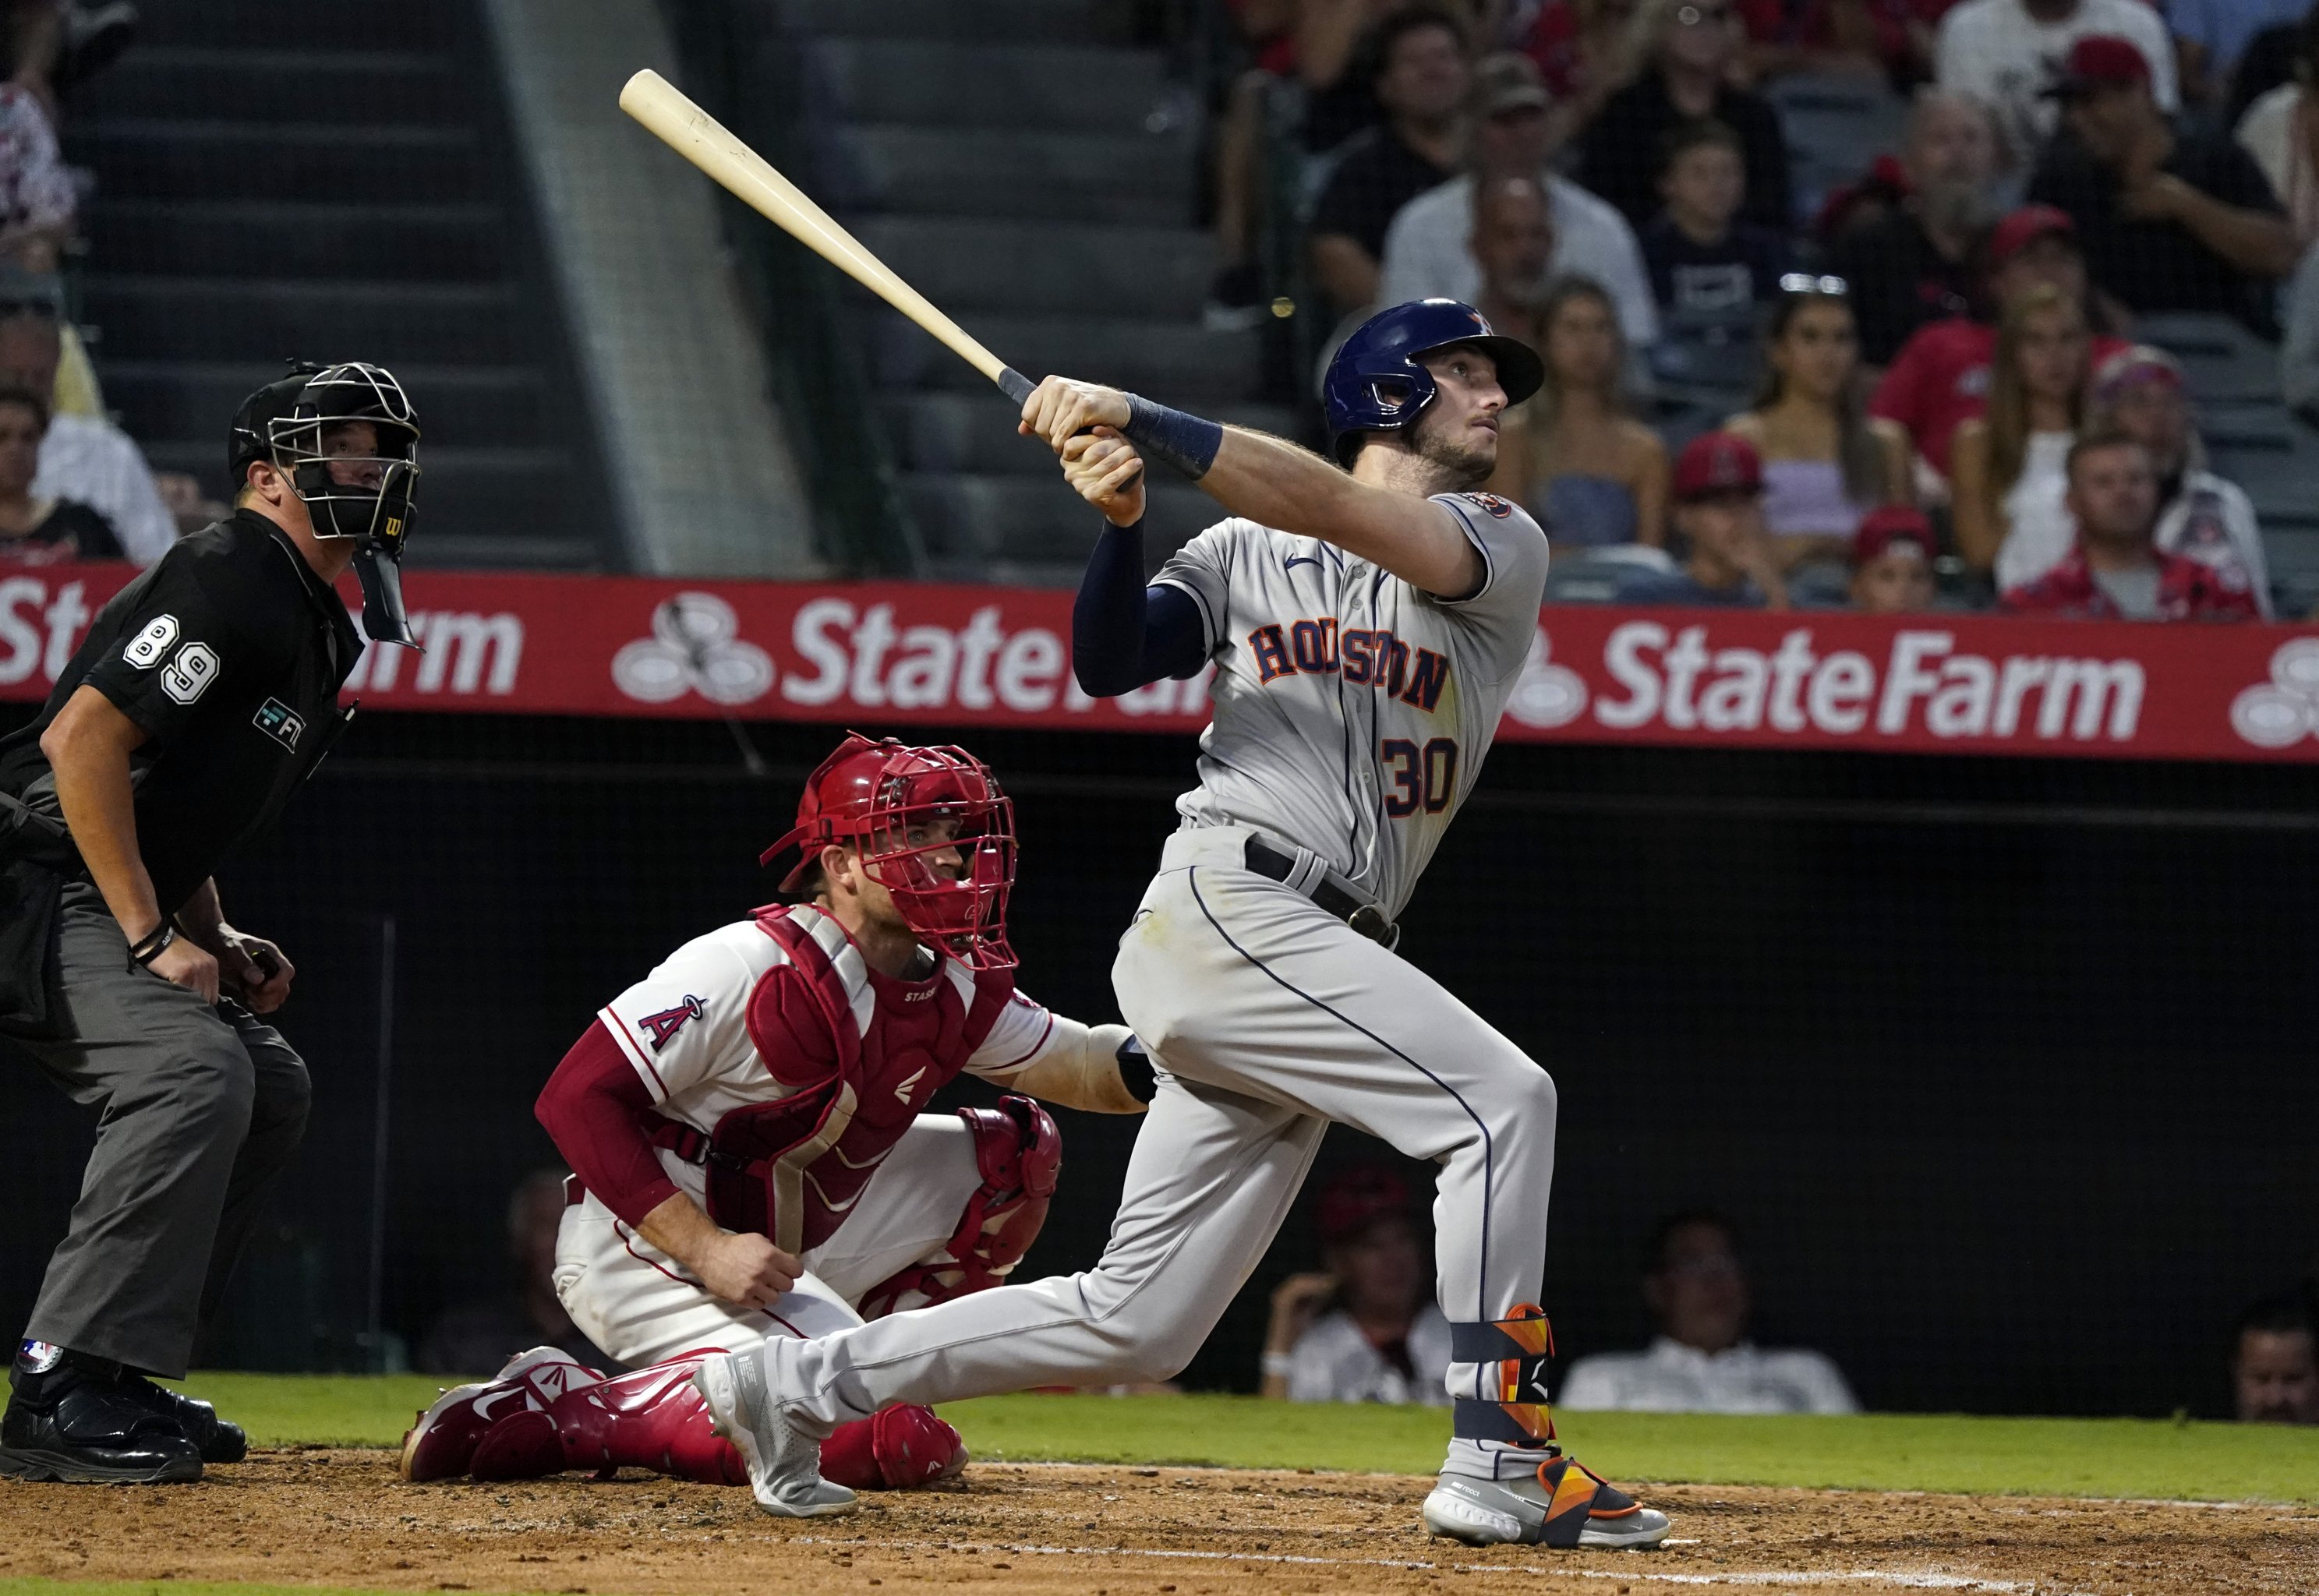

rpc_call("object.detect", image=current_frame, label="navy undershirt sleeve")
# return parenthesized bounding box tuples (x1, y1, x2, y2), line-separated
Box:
(1071, 519, 1208, 697)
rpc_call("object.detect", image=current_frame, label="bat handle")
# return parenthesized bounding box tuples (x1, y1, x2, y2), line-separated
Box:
(997, 367, 1035, 406)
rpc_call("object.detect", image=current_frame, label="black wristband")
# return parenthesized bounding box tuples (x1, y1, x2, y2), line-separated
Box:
(1121, 393, 1224, 482)
(1116, 1035, 1158, 1103)
(129, 921, 178, 967)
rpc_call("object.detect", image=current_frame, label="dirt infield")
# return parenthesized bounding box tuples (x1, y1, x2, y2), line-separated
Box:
(0, 1449, 2311, 1596)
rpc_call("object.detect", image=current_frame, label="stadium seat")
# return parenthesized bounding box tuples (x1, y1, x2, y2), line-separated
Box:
(779, 0, 1265, 578)
(1543, 544, 1676, 604)
(2133, 313, 2283, 404)
(1765, 73, 1909, 224)
(65, 0, 620, 568)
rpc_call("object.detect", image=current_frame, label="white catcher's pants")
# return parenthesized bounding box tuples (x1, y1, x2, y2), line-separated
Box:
(555, 1113, 984, 1365)
(763, 825, 1558, 1478)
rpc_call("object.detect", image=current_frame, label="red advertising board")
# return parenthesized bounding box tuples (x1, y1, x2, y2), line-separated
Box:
(3, 562, 2316, 762)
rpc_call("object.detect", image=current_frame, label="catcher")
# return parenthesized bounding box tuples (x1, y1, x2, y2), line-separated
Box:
(400, 733, 1152, 1492)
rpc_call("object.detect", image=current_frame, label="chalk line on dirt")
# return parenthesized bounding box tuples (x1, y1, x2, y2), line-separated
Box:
(793, 1534, 2033, 1590)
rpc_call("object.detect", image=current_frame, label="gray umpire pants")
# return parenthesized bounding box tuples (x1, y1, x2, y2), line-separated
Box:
(1, 881, 310, 1379)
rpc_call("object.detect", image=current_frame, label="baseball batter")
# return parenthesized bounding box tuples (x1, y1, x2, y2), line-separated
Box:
(396, 734, 1152, 1492)
(691, 299, 1670, 1550)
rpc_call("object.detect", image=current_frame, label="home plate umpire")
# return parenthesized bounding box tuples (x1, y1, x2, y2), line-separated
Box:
(0, 361, 419, 1482)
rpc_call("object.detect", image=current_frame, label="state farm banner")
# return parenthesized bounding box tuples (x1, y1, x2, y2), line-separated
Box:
(3, 562, 2317, 762)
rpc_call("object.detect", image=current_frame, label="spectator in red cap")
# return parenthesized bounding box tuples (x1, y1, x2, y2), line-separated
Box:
(2083, 343, 2272, 614)
(1933, 0, 2177, 168)
(1869, 203, 2130, 483)
(1850, 505, 1939, 610)
(1260, 1163, 1449, 1404)
(1608, 429, 1792, 606)
(2027, 34, 2296, 331)
(1999, 429, 2261, 618)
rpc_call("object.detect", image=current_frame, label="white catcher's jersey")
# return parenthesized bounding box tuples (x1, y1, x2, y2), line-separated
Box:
(592, 909, 1078, 1209)
(1152, 491, 1549, 919)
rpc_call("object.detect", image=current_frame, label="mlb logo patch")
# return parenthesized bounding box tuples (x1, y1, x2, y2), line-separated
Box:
(253, 697, 305, 750)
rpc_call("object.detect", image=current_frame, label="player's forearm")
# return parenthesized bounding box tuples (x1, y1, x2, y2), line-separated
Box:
(1000, 1022, 1153, 1114)
(1199, 425, 1345, 526)
(633, 1190, 725, 1276)
(1204, 428, 1480, 595)
(176, 878, 226, 948)
(41, 691, 164, 939)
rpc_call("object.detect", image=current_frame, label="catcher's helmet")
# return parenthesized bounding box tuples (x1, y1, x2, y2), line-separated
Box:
(761, 733, 1018, 971)
(230, 360, 422, 647)
(1322, 298, 1543, 467)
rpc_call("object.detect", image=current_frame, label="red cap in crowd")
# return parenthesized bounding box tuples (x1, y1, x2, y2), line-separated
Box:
(2090, 343, 2186, 405)
(1315, 1164, 1410, 1247)
(1672, 430, 1763, 500)
(1987, 204, 2078, 268)
(2042, 34, 2151, 98)
(1852, 505, 1937, 567)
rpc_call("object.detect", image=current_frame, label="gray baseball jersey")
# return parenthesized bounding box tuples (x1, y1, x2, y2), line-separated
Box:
(760, 488, 1580, 1488)
(1151, 491, 1550, 920)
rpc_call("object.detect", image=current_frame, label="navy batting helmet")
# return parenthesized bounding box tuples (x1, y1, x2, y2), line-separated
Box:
(1323, 298, 1543, 467)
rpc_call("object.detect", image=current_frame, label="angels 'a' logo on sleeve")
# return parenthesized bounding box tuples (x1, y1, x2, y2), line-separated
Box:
(640, 994, 706, 1052)
(1458, 493, 1515, 519)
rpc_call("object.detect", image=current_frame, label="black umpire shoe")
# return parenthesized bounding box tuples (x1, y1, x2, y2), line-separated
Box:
(0, 1346, 202, 1483)
(118, 1374, 246, 1464)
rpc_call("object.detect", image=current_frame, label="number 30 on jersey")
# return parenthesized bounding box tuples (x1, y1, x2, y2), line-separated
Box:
(1380, 736, 1458, 817)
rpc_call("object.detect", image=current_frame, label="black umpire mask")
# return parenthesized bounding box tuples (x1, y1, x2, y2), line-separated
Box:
(228, 361, 424, 648)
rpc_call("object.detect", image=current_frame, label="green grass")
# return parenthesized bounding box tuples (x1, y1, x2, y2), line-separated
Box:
(168, 1373, 2319, 1504)
(167, 1372, 456, 1449)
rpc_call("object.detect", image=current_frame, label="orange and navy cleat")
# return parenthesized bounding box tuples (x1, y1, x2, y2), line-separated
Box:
(1423, 1449, 1671, 1548)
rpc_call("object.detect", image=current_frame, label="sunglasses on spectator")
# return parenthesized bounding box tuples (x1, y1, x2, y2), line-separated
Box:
(1676, 4, 1733, 24)
(1778, 273, 1850, 298)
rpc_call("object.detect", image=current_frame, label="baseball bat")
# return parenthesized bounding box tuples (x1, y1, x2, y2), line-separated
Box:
(618, 69, 1035, 405)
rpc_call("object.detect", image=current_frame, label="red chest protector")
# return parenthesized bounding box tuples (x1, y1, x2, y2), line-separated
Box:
(654, 906, 1015, 1255)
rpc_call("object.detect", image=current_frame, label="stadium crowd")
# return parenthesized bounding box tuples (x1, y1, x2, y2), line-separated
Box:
(0, 2, 214, 570)
(1257, 1167, 2315, 1423)
(1212, 0, 2319, 619)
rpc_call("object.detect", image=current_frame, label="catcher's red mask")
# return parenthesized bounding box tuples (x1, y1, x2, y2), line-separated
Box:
(761, 733, 1018, 971)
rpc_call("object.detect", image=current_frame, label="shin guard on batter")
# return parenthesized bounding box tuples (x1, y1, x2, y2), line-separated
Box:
(1450, 1305, 1558, 1449)
(856, 1096, 1059, 1319)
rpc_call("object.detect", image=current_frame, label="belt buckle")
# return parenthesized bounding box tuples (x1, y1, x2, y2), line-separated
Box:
(1347, 904, 1391, 943)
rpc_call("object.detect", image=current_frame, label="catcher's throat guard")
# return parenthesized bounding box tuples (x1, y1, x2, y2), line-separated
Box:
(761, 733, 1018, 970)
(229, 360, 423, 648)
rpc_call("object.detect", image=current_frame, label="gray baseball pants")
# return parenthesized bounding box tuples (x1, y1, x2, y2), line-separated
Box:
(2, 881, 310, 1379)
(760, 826, 1560, 1481)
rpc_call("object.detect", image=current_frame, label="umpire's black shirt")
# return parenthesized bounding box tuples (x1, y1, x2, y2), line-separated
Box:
(0, 510, 361, 916)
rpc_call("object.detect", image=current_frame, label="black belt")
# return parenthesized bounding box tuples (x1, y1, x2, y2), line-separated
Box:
(1243, 837, 1397, 945)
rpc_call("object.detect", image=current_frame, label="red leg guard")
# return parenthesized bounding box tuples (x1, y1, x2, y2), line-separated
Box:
(819, 1405, 966, 1490)
(857, 1094, 1060, 1319)
(465, 1354, 744, 1485)
(461, 1354, 965, 1492)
